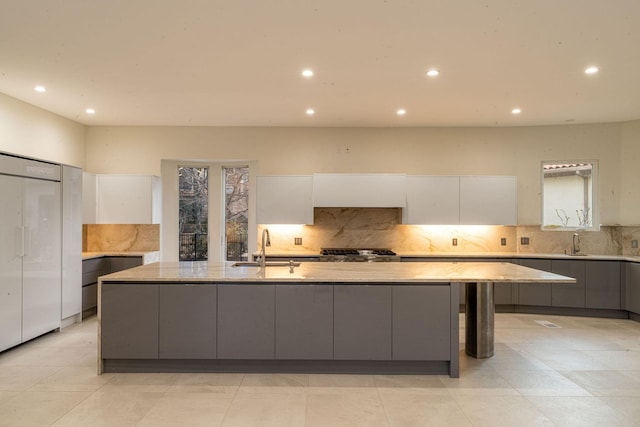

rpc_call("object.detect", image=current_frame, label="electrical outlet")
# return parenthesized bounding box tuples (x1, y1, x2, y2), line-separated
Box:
(632, 240, 638, 249)
(521, 237, 530, 245)
(452, 238, 458, 246)
(501, 238, 507, 246)
(294, 237, 302, 246)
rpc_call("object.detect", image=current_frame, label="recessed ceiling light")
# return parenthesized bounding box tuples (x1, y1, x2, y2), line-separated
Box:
(511, 108, 522, 115)
(305, 108, 315, 115)
(34, 85, 46, 93)
(85, 108, 96, 115)
(397, 109, 406, 116)
(584, 66, 599, 75)
(426, 69, 440, 77)
(301, 69, 314, 77)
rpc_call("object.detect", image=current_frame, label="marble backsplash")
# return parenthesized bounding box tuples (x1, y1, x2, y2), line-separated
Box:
(83, 224, 160, 252)
(259, 208, 640, 257)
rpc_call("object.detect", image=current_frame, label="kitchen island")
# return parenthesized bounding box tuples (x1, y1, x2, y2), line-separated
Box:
(98, 261, 574, 377)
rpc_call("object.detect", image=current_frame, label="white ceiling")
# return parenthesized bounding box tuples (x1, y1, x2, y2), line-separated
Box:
(1, 0, 639, 127)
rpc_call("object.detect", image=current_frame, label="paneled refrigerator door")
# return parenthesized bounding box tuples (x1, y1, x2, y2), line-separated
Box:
(0, 175, 23, 351)
(21, 178, 61, 342)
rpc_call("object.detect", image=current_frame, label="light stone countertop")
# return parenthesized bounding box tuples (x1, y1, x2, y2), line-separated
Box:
(98, 261, 575, 284)
(82, 251, 160, 264)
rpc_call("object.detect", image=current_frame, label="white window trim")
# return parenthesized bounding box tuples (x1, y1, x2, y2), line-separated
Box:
(161, 159, 257, 262)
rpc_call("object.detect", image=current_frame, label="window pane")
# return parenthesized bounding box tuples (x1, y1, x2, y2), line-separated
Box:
(224, 166, 249, 261)
(542, 161, 595, 229)
(178, 166, 208, 261)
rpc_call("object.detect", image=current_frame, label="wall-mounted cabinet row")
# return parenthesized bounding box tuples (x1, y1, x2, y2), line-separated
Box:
(257, 174, 517, 225)
(101, 283, 452, 361)
(83, 173, 161, 224)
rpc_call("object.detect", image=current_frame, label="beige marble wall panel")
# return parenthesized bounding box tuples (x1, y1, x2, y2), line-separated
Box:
(258, 208, 639, 256)
(83, 224, 160, 252)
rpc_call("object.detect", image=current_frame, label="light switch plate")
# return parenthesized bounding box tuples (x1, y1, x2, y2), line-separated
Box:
(501, 238, 507, 246)
(294, 237, 302, 246)
(452, 238, 458, 246)
(521, 237, 530, 245)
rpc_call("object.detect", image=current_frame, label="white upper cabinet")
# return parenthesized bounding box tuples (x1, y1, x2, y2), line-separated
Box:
(257, 176, 313, 224)
(313, 174, 406, 208)
(459, 176, 517, 225)
(94, 175, 161, 224)
(404, 176, 460, 224)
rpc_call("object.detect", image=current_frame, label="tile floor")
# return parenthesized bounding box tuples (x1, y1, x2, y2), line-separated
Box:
(1, 313, 640, 426)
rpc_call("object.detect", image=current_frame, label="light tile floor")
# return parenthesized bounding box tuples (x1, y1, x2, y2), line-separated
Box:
(1, 313, 640, 426)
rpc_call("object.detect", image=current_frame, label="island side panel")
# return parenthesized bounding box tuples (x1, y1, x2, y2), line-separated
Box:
(334, 285, 392, 360)
(275, 284, 333, 360)
(159, 284, 217, 359)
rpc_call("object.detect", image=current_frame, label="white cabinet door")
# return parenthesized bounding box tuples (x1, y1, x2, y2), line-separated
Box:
(62, 166, 82, 320)
(257, 176, 313, 224)
(96, 175, 161, 224)
(82, 172, 97, 224)
(22, 178, 61, 341)
(404, 176, 460, 224)
(459, 176, 517, 225)
(0, 175, 24, 351)
(313, 174, 406, 208)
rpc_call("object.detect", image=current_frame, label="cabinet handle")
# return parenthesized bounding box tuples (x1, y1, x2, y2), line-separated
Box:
(15, 227, 24, 256)
(23, 226, 31, 257)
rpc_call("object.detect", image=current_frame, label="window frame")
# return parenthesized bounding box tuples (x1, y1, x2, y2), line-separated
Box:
(540, 159, 599, 231)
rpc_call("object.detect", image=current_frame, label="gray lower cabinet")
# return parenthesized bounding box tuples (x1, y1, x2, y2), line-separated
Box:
(109, 256, 144, 272)
(626, 263, 640, 314)
(101, 284, 159, 359)
(392, 285, 450, 360)
(334, 285, 392, 360)
(275, 285, 333, 359)
(518, 259, 552, 306)
(159, 285, 217, 359)
(217, 284, 275, 359)
(551, 260, 586, 308)
(586, 261, 621, 309)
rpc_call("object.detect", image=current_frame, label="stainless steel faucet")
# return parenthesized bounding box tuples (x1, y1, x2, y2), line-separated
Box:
(260, 228, 271, 268)
(571, 232, 580, 255)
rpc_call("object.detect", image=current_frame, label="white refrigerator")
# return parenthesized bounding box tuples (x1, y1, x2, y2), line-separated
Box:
(0, 161, 61, 351)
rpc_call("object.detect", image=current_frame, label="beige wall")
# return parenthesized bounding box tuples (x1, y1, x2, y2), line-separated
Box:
(0, 93, 86, 168)
(86, 123, 624, 225)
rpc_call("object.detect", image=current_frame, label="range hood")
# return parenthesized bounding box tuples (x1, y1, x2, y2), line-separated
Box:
(312, 173, 406, 208)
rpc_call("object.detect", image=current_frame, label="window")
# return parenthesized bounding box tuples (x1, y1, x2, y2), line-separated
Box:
(541, 161, 598, 230)
(178, 166, 208, 260)
(224, 166, 249, 261)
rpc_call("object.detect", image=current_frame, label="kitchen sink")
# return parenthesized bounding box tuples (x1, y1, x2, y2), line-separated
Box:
(231, 261, 301, 268)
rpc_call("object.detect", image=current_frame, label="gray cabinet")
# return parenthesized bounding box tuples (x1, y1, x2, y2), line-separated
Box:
(626, 263, 640, 314)
(334, 285, 392, 360)
(101, 284, 159, 359)
(82, 256, 143, 313)
(518, 259, 552, 306)
(586, 261, 621, 309)
(275, 285, 333, 359)
(159, 285, 217, 359)
(551, 260, 586, 308)
(217, 285, 275, 359)
(392, 286, 450, 360)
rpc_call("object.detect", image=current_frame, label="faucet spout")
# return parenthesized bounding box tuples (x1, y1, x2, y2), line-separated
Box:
(572, 232, 580, 255)
(260, 228, 271, 268)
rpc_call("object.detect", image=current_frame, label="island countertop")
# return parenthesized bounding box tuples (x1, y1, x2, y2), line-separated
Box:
(99, 260, 575, 284)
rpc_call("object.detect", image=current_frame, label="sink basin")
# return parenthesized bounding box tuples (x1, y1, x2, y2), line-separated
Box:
(231, 261, 301, 268)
